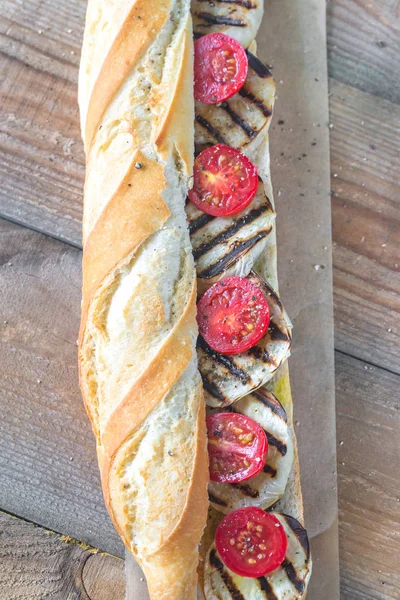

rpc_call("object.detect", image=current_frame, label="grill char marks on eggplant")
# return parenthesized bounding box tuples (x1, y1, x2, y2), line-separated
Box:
(208, 550, 247, 600)
(208, 390, 294, 513)
(204, 514, 312, 599)
(252, 388, 288, 422)
(195, 12, 247, 27)
(195, 51, 276, 151)
(198, 272, 291, 408)
(186, 181, 275, 292)
(192, 0, 264, 49)
(282, 514, 311, 559)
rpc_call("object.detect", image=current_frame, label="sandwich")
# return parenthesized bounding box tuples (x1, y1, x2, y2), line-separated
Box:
(78, 0, 312, 598)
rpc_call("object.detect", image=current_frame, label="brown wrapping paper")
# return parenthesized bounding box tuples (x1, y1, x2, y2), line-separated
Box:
(125, 0, 339, 597)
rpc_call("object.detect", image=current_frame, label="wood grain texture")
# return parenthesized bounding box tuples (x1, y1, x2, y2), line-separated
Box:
(82, 553, 125, 600)
(330, 78, 400, 374)
(336, 352, 400, 599)
(0, 217, 123, 557)
(327, 0, 400, 103)
(0, 2, 84, 246)
(0, 511, 125, 600)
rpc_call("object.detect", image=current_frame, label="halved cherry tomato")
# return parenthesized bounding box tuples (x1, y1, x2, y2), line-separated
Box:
(194, 33, 248, 104)
(207, 413, 268, 483)
(197, 277, 270, 354)
(188, 144, 258, 217)
(215, 507, 288, 578)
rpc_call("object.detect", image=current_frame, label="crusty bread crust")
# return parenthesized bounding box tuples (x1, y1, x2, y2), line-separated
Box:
(78, 1, 208, 598)
(82, 0, 169, 152)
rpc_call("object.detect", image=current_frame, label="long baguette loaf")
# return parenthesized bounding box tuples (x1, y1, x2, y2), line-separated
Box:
(78, 1, 208, 598)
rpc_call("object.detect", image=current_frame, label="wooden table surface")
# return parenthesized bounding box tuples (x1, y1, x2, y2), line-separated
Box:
(1, 0, 399, 599)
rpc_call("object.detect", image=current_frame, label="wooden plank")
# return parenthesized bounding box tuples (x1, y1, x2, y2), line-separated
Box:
(0, 3, 84, 246)
(330, 79, 400, 374)
(335, 351, 400, 599)
(83, 553, 125, 600)
(327, 0, 400, 103)
(0, 217, 123, 557)
(0, 511, 125, 600)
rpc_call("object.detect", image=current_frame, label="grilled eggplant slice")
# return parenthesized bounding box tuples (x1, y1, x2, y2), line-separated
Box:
(186, 179, 275, 293)
(208, 389, 294, 513)
(199, 271, 292, 407)
(190, 52, 277, 293)
(204, 513, 312, 600)
(195, 51, 276, 153)
(192, 0, 264, 50)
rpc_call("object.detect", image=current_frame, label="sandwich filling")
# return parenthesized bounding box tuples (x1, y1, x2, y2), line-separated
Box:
(185, 5, 312, 596)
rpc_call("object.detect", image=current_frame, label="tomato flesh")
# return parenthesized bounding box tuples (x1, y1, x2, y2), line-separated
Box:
(207, 413, 268, 483)
(197, 277, 270, 354)
(194, 33, 248, 104)
(188, 144, 258, 217)
(215, 508, 288, 578)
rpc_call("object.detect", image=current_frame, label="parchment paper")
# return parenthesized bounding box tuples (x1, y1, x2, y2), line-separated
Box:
(125, 0, 339, 598)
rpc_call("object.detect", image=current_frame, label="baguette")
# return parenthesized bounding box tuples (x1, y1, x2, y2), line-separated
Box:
(78, 1, 208, 598)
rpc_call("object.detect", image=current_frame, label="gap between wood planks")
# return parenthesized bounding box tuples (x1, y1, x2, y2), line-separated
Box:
(0, 212, 82, 250)
(335, 348, 400, 378)
(327, 0, 400, 105)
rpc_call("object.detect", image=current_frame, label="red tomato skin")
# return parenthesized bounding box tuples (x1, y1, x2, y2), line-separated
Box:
(197, 277, 270, 355)
(188, 144, 258, 217)
(194, 33, 248, 104)
(215, 508, 288, 578)
(206, 412, 268, 483)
